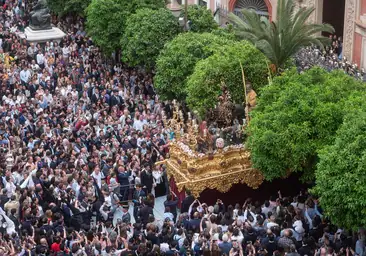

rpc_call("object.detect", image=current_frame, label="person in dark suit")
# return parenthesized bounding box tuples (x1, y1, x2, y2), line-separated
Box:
(0, 189, 8, 209)
(181, 190, 195, 213)
(138, 200, 153, 226)
(27, 82, 38, 97)
(133, 184, 146, 222)
(113, 203, 131, 225)
(164, 194, 179, 222)
(117, 166, 130, 201)
(188, 212, 201, 233)
(298, 238, 313, 256)
(133, 184, 146, 203)
(25, 122, 34, 134)
(121, 205, 131, 224)
(110, 90, 123, 107)
(141, 165, 154, 195)
(165, 241, 179, 256)
(91, 88, 100, 104)
(9, 208, 20, 234)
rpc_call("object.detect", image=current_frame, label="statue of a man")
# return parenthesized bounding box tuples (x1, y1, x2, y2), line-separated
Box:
(29, 0, 52, 30)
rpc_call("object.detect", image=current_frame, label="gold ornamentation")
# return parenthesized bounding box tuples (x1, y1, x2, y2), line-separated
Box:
(156, 143, 264, 198)
(158, 99, 264, 197)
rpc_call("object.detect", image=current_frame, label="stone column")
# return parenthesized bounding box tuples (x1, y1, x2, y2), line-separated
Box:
(270, 0, 278, 21)
(343, 0, 357, 61)
(362, 38, 366, 69)
(303, 0, 317, 23)
(314, 0, 324, 25)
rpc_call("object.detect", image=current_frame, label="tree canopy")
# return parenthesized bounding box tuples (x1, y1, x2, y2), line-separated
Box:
(186, 41, 268, 117)
(181, 5, 218, 33)
(154, 32, 234, 101)
(48, 0, 91, 16)
(313, 95, 366, 230)
(229, 0, 334, 71)
(121, 8, 180, 70)
(247, 67, 366, 181)
(86, 0, 166, 54)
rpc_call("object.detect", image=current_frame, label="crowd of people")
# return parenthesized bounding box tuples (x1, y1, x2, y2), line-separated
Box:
(0, 0, 365, 255)
(295, 35, 366, 81)
(327, 35, 343, 59)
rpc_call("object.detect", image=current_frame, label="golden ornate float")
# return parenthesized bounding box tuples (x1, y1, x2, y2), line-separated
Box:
(157, 142, 264, 197)
(157, 89, 264, 197)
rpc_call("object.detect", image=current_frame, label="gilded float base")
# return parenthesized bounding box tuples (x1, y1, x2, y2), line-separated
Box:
(156, 144, 264, 197)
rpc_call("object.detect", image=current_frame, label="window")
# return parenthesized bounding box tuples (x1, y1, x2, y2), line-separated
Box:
(234, 0, 269, 17)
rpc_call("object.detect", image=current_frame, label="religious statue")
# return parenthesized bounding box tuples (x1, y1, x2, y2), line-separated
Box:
(205, 83, 235, 128)
(218, 85, 235, 127)
(29, 0, 52, 31)
(245, 80, 257, 122)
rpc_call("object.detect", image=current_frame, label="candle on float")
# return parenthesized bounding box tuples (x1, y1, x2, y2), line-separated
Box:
(194, 124, 198, 133)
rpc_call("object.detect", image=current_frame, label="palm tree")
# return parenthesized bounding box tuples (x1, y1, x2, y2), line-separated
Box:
(229, 0, 334, 72)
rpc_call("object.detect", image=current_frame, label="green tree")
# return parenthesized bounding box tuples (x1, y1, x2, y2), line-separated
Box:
(130, 0, 167, 10)
(121, 8, 180, 70)
(186, 41, 268, 117)
(312, 95, 366, 230)
(211, 26, 237, 41)
(248, 67, 366, 181)
(229, 0, 334, 71)
(154, 32, 234, 101)
(86, 0, 166, 54)
(181, 5, 218, 33)
(48, 0, 91, 16)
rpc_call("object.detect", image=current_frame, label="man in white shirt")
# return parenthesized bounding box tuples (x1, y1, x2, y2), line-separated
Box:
(5, 176, 16, 199)
(27, 43, 38, 61)
(262, 200, 272, 218)
(30, 60, 40, 73)
(133, 115, 147, 131)
(43, 89, 53, 105)
(119, 109, 131, 128)
(62, 45, 70, 60)
(91, 167, 103, 188)
(20, 66, 31, 85)
(36, 50, 45, 69)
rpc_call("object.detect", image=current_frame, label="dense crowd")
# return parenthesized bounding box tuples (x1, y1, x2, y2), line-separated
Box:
(295, 35, 366, 81)
(0, 0, 365, 256)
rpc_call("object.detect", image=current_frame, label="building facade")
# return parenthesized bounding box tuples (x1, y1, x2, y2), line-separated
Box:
(174, 0, 366, 69)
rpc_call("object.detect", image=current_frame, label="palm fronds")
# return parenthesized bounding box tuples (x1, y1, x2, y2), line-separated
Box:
(229, 0, 335, 72)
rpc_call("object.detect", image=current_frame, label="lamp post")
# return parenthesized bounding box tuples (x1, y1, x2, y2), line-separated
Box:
(168, 0, 183, 18)
(184, 0, 188, 31)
